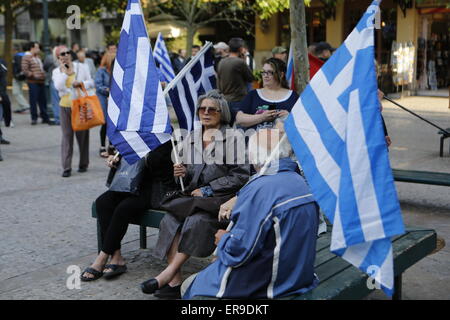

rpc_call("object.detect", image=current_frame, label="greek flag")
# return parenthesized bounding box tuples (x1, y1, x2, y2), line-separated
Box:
(154, 32, 175, 83)
(168, 47, 216, 131)
(284, 0, 405, 296)
(107, 0, 172, 165)
(286, 44, 295, 90)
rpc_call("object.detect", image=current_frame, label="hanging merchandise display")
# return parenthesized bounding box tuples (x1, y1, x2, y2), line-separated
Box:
(391, 41, 415, 89)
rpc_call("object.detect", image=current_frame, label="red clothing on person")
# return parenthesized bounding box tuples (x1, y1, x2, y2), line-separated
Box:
(308, 53, 324, 79)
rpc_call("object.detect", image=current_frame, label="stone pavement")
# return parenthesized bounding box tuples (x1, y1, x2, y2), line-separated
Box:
(0, 96, 449, 300)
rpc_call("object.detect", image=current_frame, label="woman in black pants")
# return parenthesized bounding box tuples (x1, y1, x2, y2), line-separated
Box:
(81, 141, 176, 281)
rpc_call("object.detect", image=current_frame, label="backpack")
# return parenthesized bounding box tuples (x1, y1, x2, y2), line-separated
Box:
(13, 54, 26, 81)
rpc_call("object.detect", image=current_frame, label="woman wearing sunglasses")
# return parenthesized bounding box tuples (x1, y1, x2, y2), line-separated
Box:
(235, 57, 298, 131)
(140, 90, 250, 299)
(52, 45, 94, 178)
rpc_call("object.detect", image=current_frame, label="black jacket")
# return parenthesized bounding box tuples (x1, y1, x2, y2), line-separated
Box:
(0, 59, 7, 95)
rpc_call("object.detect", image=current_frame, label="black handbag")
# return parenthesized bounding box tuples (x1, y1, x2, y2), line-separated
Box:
(107, 157, 146, 195)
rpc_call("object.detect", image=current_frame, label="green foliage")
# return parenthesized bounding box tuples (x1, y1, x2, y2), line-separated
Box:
(416, 0, 450, 8)
(254, 0, 289, 19)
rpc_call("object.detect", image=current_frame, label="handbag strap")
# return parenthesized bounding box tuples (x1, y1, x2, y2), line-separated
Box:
(75, 82, 88, 98)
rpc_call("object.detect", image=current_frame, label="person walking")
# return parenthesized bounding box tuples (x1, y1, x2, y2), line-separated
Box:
(95, 52, 115, 158)
(217, 37, 254, 122)
(52, 45, 94, 177)
(77, 49, 97, 80)
(0, 57, 12, 145)
(12, 45, 30, 114)
(21, 41, 52, 125)
(44, 46, 61, 125)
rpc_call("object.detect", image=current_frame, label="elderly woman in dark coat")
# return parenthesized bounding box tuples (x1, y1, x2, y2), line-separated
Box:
(141, 90, 250, 299)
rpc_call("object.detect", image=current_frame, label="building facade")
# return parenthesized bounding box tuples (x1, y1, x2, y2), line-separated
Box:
(255, 0, 449, 96)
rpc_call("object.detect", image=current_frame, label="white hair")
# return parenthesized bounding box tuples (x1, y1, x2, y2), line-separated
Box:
(248, 129, 293, 169)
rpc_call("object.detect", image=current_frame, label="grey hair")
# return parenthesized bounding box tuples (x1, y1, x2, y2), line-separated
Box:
(248, 129, 293, 169)
(196, 89, 231, 125)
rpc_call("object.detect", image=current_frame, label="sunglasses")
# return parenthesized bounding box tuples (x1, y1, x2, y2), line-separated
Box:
(261, 70, 274, 76)
(60, 51, 70, 57)
(198, 106, 220, 114)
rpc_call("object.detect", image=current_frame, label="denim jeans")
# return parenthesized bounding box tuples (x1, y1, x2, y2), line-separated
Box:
(50, 80, 60, 123)
(27, 82, 49, 122)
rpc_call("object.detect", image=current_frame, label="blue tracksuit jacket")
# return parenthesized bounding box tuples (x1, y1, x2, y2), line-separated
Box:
(183, 158, 319, 299)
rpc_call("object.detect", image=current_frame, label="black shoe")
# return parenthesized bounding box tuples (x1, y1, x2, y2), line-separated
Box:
(0, 155, 3, 161)
(62, 170, 71, 177)
(31, 120, 37, 125)
(77, 167, 88, 173)
(154, 284, 181, 299)
(0, 139, 10, 145)
(42, 119, 55, 125)
(141, 278, 159, 294)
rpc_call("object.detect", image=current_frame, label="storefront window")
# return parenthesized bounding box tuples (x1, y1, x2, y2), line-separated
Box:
(417, 11, 450, 91)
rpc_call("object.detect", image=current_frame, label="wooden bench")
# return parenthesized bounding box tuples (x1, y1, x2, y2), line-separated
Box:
(392, 169, 450, 187)
(91, 203, 436, 300)
(438, 128, 450, 157)
(291, 226, 436, 300)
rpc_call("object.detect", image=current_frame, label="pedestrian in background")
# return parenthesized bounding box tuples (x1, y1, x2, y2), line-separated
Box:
(78, 49, 97, 80)
(12, 44, 30, 114)
(44, 46, 61, 125)
(95, 52, 115, 158)
(217, 37, 254, 123)
(0, 57, 12, 145)
(21, 41, 52, 125)
(52, 45, 94, 178)
(272, 46, 288, 63)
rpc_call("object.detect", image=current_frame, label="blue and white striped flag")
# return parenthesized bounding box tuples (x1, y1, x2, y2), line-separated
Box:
(286, 44, 295, 90)
(168, 47, 216, 131)
(154, 32, 175, 83)
(284, 0, 405, 296)
(107, 0, 172, 165)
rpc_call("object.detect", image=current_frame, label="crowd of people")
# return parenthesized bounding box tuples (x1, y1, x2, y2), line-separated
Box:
(0, 41, 117, 168)
(1, 36, 389, 299)
(79, 37, 361, 300)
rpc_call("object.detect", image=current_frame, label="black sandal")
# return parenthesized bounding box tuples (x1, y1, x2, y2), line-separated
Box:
(103, 264, 127, 280)
(80, 267, 103, 282)
(99, 147, 108, 158)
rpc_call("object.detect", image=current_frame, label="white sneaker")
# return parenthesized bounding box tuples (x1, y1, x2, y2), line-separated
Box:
(9, 121, 14, 128)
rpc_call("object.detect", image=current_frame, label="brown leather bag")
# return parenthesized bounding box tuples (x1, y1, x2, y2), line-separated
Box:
(160, 191, 234, 222)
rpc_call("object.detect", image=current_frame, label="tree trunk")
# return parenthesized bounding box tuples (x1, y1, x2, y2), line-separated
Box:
(4, 0, 14, 85)
(185, 25, 197, 59)
(290, 0, 309, 94)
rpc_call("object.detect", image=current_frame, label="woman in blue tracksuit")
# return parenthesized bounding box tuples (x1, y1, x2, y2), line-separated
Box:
(183, 156, 320, 299)
(95, 52, 115, 158)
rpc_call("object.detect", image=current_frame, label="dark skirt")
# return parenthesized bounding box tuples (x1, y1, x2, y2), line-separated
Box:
(154, 211, 229, 259)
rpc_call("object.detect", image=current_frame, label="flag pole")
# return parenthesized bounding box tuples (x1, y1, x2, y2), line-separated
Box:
(259, 134, 288, 176)
(383, 96, 450, 135)
(163, 41, 213, 96)
(170, 137, 185, 192)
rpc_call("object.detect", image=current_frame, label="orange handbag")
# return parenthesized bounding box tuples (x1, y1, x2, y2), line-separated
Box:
(71, 83, 105, 131)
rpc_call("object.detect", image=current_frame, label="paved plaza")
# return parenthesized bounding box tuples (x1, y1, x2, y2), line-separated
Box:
(0, 95, 449, 300)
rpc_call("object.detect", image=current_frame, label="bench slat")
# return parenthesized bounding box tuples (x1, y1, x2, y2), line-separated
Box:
(393, 169, 450, 186)
(294, 229, 436, 300)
